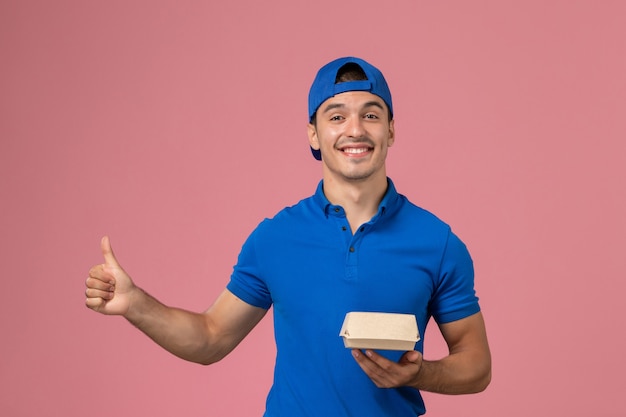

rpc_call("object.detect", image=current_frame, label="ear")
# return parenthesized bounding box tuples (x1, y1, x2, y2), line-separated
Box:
(307, 123, 320, 151)
(387, 119, 395, 147)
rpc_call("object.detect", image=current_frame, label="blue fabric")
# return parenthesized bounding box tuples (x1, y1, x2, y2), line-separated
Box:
(307, 57, 393, 121)
(227, 179, 480, 417)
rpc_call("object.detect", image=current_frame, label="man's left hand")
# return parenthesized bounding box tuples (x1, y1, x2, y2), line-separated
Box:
(351, 349, 422, 388)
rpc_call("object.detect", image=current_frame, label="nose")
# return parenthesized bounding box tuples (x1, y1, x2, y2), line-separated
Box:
(346, 115, 365, 138)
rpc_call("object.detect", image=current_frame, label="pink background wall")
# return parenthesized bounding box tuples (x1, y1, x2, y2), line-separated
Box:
(1, 1, 625, 416)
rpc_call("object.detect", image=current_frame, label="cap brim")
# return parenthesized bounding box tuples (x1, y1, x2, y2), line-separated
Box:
(310, 146, 322, 161)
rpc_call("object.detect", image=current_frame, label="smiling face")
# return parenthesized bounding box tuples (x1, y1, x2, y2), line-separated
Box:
(308, 91, 395, 184)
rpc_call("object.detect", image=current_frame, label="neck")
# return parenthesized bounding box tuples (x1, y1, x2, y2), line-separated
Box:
(322, 174, 388, 233)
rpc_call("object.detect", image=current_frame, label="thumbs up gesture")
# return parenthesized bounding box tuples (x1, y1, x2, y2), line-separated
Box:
(85, 236, 136, 316)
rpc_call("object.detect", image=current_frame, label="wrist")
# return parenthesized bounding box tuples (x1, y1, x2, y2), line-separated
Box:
(410, 355, 429, 390)
(123, 285, 148, 322)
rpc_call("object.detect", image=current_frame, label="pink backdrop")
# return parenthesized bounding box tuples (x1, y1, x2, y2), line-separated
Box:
(1, 1, 625, 416)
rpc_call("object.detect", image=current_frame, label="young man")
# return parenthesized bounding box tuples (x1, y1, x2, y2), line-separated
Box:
(85, 57, 491, 416)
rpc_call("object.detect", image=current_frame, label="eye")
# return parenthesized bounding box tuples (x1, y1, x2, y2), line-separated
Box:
(330, 115, 344, 121)
(364, 113, 379, 119)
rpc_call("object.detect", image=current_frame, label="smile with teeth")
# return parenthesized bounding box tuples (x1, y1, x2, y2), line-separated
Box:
(340, 146, 371, 155)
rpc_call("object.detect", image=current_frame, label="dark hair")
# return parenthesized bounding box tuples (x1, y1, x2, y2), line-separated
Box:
(310, 63, 392, 125)
(335, 63, 368, 83)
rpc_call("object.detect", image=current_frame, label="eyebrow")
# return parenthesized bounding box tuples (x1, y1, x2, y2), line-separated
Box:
(321, 100, 385, 114)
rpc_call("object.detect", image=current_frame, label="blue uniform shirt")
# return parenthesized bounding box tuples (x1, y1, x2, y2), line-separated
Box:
(227, 178, 480, 416)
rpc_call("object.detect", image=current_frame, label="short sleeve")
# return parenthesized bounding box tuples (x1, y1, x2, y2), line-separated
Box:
(226, 227, 273, 310)
(429, 230, 480, 324)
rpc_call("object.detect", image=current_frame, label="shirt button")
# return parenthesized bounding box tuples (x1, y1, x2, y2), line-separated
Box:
(334, 208, 341, 213)
(359, 227, 365, 232)
(342, 226, 347, 231)
(349, 247, 355, 253)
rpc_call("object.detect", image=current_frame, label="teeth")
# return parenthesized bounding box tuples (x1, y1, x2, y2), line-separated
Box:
(343, 148, 368, 154)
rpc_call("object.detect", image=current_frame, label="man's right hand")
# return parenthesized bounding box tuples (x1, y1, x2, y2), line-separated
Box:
(85, 236, 136, 316)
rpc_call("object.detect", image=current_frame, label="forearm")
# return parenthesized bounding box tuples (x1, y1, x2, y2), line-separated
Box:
(123, 287, 223, 365)
(87, 238, 265, 364)
(413, 350, 491, 394)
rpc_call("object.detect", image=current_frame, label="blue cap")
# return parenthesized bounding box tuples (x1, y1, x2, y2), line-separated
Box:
(308, 57, 393, 160)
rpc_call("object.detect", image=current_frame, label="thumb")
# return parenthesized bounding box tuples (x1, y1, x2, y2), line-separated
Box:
(401, 350, 422, 365)
(101, 236, 121, 267)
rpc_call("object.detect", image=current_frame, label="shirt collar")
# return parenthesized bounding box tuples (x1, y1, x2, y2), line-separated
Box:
(313, 178, 401, 219)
